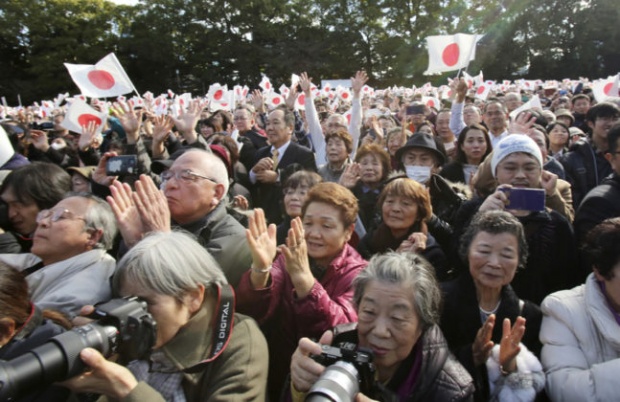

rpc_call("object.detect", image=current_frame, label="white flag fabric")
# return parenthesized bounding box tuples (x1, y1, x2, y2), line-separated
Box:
(592, 74, 620, 103)
(64, 53, 134, 98)
(266, 92, 285, 109)
(509, 95, 543, 121)
(474, 81, 492, 101)
(0, 126, 14, 167)
(61, 99, 108, 134)
(424, 34, 483, 75)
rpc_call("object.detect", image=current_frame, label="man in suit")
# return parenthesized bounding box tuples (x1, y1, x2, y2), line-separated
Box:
(250, 107, 317, 224)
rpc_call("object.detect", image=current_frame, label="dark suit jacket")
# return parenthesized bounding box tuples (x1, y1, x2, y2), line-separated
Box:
(252, 142, 317, 224)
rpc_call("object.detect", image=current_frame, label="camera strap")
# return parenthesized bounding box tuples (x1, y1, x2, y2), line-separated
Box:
(183, 284, 235, 373)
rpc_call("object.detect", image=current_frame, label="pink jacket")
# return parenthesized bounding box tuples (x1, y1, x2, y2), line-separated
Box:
(236, 243, 367, 396)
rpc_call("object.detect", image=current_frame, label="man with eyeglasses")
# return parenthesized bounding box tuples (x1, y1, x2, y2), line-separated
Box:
(0, 193, 117, 318)
(233, 105, 268, 172)
(560, 102, 620, 208)
(109, 149, 252, 287)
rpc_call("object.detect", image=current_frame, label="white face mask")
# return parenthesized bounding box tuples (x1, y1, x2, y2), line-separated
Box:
(50, 142, 66, 151)
(405, 165, 431, 184)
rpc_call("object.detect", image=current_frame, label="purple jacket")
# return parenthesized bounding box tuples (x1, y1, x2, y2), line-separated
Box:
(236, 243, 367, 399)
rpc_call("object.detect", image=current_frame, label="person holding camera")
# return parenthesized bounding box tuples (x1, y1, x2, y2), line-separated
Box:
(450, 134, 578, 304)
(63, 231, 268, 401)
(290, 252, 474, 401)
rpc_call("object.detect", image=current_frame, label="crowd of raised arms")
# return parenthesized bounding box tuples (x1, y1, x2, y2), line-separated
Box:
(1, 70, 620, 402)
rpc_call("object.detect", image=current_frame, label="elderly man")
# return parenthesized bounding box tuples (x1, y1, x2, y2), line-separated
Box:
(449, 78, 482, 137)
(0, 193, 117, 318)
(107, 148, 252, 287)
(250, 107, 317, 224)
(483, 99, 510, 148)
(233, 105, 268, 172)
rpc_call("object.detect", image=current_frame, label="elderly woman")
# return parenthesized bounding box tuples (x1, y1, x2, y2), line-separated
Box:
(357, 176, 449, 280)
(386, 126, 411, 170)
(64, 231, 268, 401)
(317, 129, 354, 183)
(236, 182, 367, 400)
(340, 143, 392, 232)
(277, 170, 322, 245)
(0, 193, 117, 318)
(540, 218, 620, 401)
(290, 252, 474, 401)
(440, 124, 492, 185)
(441, 210, 545, 401)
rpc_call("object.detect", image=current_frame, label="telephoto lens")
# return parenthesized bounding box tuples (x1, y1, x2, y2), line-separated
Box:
(305, 361, 360, 402)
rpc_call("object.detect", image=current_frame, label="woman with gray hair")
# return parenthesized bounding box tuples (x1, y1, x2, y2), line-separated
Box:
(440, 210, 545, 401)
(63, 231, 269, 401)
(290, 251, 474, 401)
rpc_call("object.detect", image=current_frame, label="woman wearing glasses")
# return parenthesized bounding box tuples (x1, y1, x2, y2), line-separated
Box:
(0, 193, 117, 319)
(236, 182, 367, 401)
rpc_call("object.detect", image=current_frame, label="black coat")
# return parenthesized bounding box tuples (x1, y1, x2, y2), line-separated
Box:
(451, 197, 579, 305)
(575, 172, 620, 243)
(252, 142, 317, 225)
(440, 274, 542, 402)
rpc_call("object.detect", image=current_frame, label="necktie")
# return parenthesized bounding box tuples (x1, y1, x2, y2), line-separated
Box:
(272, 148, 279, 170)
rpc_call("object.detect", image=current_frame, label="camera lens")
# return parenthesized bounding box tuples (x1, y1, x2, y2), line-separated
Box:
(306, 361, 359, 402)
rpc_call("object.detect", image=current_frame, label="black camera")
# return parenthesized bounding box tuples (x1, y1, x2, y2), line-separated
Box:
(0, 297, 156, 401)
(307, 342, 376, 402)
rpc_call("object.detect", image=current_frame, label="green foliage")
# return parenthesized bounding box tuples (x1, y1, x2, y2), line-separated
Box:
(1, 0, 618, 103)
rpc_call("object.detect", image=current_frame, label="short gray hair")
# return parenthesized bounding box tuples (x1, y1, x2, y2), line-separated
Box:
(352, 252, 442, 330)
(114, 231, 227, 301)
(66, 192, 117, 250)
(184, 149, 230, 195)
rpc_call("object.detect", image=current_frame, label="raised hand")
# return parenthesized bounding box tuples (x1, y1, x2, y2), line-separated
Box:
(338, 163, 361, 189)
(499, 316, 526, 373)
(79, 121, 100, 151)
(29, 130, 50, 152)
(171, 99, 201, 143)
(151, 115, 173, 144)
(299, 72, 312, 95)
(246, 208, 278, 273)
(508, 111, 536, 135)
(279, 217, 314, 298)
(111, 101, 143, 144)
(473, 313, 496, 367)
(286, 85, 298, 111)
(251, 89, 266, 114)
(541, 170, 558, 196)
(351, 71, 369, 96)
(479, 184, 511, 212)
(92, 152, 118, 187)
(106, 180, 146, 247)
(132, 174, 171, 233)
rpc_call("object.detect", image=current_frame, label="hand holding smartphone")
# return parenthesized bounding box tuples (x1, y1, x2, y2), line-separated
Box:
(499, 187, 545, 211)
(106, 155, 138, 176)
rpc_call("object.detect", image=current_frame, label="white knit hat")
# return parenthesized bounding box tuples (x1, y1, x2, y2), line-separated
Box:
(491, 134, 543, 177)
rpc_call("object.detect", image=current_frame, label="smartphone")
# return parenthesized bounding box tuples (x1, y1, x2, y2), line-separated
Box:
(499, 187, 545, 211)
(406, 105, 425, 115)
(106, 155, 138, 176)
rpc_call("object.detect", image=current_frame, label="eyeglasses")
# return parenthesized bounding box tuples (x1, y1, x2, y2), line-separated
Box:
(36, 209, 87, 225)
(161, 169, 218, 184)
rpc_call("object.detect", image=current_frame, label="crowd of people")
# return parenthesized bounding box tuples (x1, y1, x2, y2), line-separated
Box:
(1, 70, 620, 402)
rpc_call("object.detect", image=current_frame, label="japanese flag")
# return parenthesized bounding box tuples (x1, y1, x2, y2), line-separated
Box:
(64, 53, 134, 98)
(338, 87, 352, 102)
(362, 85, 373, 96)
(154, 96, 168, 116)
(279, 84, 290, 97)
(291, 74, 300, 87)
(208, 84, 228, 105)
(295, 93, 306, 111)
(342, 109, 353, 125)
(474, 82, 492, 101)
(422, 96, 441, 110)
(267, 92, 285, 109)
(259, 76, 273, 92)
(593, 74, 620, 103)
(60, 99, 108, 135)
(424, 34, 483, 75)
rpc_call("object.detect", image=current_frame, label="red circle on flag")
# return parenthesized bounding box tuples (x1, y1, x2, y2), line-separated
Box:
(265, 82, 271, 90)
(273, 97, 281, 105)
(426, 99, 435, 108)
(87, 70, 116, 90)
(342, 92, 349, 100)
(604, 82, 613, 95)
(77, 114, 102, 127)
(476, 85, 486, 95)
(298, 94, 305, 105)
(214, 90, 223, 101)
(442, 43, 460, 67)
